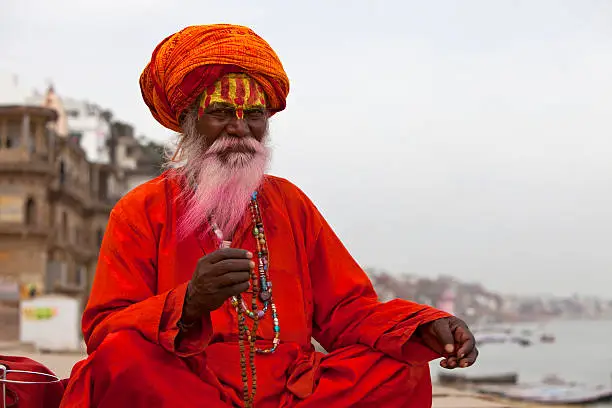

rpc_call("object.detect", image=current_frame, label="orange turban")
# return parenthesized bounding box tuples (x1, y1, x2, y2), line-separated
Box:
(140, 24, 290, 132)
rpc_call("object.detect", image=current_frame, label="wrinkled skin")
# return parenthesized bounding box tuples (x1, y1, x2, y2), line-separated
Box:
(417, 316, 479, 369)
(183, 248, 254, 323)
(196, 102, 268, 145)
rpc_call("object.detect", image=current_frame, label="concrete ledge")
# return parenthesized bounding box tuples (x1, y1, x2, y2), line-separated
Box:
(433, 386, 517, 408)
(434, 396, 515, 408)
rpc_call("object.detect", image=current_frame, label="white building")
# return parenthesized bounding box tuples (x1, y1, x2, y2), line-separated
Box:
(108, 121, 163, 192)
(1, 72, 161, 195)
(27, 90, 110, 164)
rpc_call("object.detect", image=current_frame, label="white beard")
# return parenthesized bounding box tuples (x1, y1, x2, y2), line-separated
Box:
(168, 113, 271, 240)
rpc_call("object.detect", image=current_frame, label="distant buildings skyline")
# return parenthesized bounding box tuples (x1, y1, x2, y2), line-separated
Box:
(367, 269, 612, 324)
(0, 72, 163, 306)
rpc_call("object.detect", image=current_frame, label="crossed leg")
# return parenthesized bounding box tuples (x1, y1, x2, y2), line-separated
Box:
(60, 331, 432, 408)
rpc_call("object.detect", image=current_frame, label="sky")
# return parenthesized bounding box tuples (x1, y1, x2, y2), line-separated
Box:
(2, 0, 612, 297)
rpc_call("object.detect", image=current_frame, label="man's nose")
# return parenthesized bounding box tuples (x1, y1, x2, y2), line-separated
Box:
(226, 116, 250, 138)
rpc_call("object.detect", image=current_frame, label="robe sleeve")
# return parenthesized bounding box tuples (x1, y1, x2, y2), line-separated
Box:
(302, 195, 451, 364)
(82, 203, 212, 357)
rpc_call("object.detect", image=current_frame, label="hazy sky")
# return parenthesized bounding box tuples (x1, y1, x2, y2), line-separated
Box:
(2, 0, 612, 297)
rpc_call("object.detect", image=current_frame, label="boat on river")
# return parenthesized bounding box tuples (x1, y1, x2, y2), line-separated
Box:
(439, 371, 518, 385)
(477, 383, 612, 404)
(474, 332, 532, 347)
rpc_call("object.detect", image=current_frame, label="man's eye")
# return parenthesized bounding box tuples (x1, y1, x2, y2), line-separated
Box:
(209, 109, 233, 118)
(245, 110, 265, 119)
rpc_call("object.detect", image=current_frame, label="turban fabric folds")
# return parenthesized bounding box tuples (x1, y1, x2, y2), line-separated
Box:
(140, 24, 290, 132)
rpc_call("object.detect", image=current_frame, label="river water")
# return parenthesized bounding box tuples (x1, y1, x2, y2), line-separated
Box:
(430, 319, 612, 405)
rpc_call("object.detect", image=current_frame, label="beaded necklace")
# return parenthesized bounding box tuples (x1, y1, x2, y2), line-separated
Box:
(212, 191, 280, 408)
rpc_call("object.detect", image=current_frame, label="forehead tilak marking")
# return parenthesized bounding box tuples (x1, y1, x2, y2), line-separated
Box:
(198, 74, 267, 119)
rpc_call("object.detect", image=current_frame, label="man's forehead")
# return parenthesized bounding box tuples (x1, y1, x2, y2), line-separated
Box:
(206, 101, 234, 109)
(206, 74, 266, 102)
(199, 73, 268, 118)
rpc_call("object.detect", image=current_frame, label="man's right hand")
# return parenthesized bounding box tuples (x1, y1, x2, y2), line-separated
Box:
(182, 248, 254, 324)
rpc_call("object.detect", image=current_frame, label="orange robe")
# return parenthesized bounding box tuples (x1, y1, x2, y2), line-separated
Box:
(60, 174, 450, 407)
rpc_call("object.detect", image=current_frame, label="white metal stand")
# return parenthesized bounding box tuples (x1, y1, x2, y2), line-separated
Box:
(0, 364, 60, 408)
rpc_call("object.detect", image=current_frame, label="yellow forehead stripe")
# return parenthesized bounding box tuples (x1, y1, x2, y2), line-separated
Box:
(198, 73, 267, 119)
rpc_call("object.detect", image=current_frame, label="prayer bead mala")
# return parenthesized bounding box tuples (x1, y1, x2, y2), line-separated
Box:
(213, 192, 280, 408)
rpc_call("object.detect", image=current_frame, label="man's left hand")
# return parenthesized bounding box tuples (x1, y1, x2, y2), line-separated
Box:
(416, 317, 478, 369)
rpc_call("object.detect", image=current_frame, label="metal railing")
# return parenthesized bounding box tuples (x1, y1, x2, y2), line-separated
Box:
(0, 364, 60, 408)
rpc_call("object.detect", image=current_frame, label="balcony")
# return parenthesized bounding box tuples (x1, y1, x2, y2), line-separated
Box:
(48, 230, 96, 261)
(87, 194, 121, 214)
(45, 261, 88, 296)
(0, 151, 55, 176)
(0, 221, 50, 238)
(49, 178, 91, 208)
(66, 242, 96, 261)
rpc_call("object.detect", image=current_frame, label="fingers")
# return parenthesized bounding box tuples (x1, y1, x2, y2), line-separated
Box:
(223, 281, 250, 297)
(188, 249, 255, 314)
(201, 248, 252, 264)
(440, 323, 479, 370)
(440, 356, 458, 369)
(458, 347, 478, 368)
(433, 320, 456, 354)
(455, 326, 475, 359)
(215, 271, 251, 287)
(199, 258, 255, 277)
(215, 259, 255, 274)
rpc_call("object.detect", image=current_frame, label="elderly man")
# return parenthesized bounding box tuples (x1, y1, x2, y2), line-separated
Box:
(60, 24, 477, 408)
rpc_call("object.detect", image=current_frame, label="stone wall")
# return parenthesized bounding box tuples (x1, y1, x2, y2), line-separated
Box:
(0, 238, 47, 291)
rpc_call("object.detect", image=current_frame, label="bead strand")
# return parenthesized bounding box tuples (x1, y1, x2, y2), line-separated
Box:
(248, 246, 260, 404)
(248, 193, 280, 353)
(237, 309, 252, 407)
(248, 313, 259, 403)
(211, 191, 281, 408)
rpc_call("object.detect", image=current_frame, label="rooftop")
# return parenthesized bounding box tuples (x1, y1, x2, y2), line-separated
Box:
(0, 72, 38, 106)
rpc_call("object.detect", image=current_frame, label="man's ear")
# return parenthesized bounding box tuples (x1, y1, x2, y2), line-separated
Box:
(179, 104, 198, 127)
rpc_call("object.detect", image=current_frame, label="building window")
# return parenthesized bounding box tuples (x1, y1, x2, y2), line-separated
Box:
(68, 132, 82, 145)
(81, 227, 89, 245)
(59, 160, 66, 184)
(28, 122, 37, 154)
(75, 266, 87, 288)
(6, 121, 20, 148)
(24, 197, 36, 225)
(61, 212, 68, 241)
(98, 172, 109, 201)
